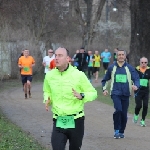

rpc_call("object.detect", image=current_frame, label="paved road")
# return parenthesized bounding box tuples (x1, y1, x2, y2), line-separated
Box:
(0, 79, 150, 150)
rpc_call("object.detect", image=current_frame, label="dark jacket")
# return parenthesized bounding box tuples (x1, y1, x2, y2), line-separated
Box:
(135, 66, 150, 92)
(75, 52, 88, 67)
(101, 62, 140, 96)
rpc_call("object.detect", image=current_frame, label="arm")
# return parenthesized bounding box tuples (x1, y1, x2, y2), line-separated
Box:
(42, 57, 46, 67)
(131, 67, 140, 89)
(101, 67, 112, 91)
(43, 74, 52, 110)
(31, 57, 35, 67)
(79, 72, 97, 103)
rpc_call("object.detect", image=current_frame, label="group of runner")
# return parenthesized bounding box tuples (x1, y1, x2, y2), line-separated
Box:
(18, 47, 150, 149)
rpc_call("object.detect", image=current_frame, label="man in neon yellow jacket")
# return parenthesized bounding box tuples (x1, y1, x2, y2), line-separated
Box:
(43, 47, 97, 150)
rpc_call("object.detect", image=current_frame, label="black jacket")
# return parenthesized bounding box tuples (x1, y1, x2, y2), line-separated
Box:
(75, 52, 89, 67)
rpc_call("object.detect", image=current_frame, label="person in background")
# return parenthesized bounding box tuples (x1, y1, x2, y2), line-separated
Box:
(75, 47, 88, 72)
(42, 49, 55, 74)
(101, 50, 139, 139)
(114, 48, 118, 62)
(72, 50, 79, 67)
(93, 50, 101, 83)
(86, 50, 93, 82)
(18, 49, 35, 99)
(101, 49, 111, 74)
(133, 57, 150, 127)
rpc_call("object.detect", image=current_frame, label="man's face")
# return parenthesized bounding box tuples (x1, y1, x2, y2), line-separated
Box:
(117, 51, 126, 62)
(80, 49, 84, 53)
(48, 49, 54, 57)
(24, 50, 29, 56)
(55, 48, 69, 67)
(88, 50, 92, 55)
(76, 50, 79, 53)
(95, 51, 99, 55)
(140, 58, 148, 68)
(105, 49, 108, 52)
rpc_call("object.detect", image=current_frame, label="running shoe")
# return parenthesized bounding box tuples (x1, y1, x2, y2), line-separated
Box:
(114, 130, 120, 139)
(140, 119, 146, 127)
(119, 133, 125, 138)
(133, 114, 139, 123)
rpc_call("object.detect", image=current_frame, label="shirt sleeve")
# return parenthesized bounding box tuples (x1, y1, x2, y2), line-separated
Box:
(101, 67, 112, 91)
(130, 67, 140, 88)
(79, 72, 97, 103)
(43, 74, 52, 103)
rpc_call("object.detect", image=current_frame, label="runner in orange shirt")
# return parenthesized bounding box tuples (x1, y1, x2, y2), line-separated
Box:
(18, 49, 35, 99)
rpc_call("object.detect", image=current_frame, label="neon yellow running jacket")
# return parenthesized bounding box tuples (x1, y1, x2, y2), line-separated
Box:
(43, 65, 97, 117)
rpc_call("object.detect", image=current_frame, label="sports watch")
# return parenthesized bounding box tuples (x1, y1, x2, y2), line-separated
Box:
(80, 93, 85, 100)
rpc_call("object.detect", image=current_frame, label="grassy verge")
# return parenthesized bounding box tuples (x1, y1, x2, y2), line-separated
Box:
(0, 79, 47, 150)
(0, 113, 47, 150)
(96, 85, 150, 119)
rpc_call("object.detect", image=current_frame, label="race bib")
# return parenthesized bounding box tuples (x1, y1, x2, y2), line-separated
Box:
(95, 62, 100, 67)
(116, 74, 127, 83)
(140, 79, 148, 87)
(103, 58, 108, 62)
(56, 116, 75, 129)
(23, 67, 30, 72)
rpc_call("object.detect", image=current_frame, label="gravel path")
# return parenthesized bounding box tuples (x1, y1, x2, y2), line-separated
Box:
(0, 79, 150, 150)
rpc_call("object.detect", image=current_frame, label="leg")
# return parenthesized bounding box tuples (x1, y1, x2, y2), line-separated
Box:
(87, 67, 91, 79)
(21, 75, 27, 99)
(68, 117, 84, 150)
(142, 92, 149, 120)
(111, 95, 122, 131)
(120, 96, 129, 134)
(51, 121, 68, 150)
(135, 93, 142, 115)
(95, 67, 100, 81)
(27, 75, 33, 98)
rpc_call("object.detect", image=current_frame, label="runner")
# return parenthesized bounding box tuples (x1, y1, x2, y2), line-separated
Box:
(75, 47, 88, 72)
(86, 50, 93, 82)
(18, 49, 35, 99)
(101, 50, 139, 139)
(72, 50, 79, 67)
(42, 49, 55, 74)
(101, 48, 111, 73)
(43, 47, 97, 150)
(133, 57, 150, 127)
(113, 48, 118, 62)
(93, 50, 101, 83)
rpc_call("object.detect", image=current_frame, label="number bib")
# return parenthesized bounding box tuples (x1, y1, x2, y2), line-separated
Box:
(95, 62, 100, 67)
(56, 116, 75, 129)
(116, 74, 127, 83)
(140, 79, 148, 87)
(23, 67, 30, 72)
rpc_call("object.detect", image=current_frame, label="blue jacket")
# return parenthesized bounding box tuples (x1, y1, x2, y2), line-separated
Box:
(101, 62, 140, 96)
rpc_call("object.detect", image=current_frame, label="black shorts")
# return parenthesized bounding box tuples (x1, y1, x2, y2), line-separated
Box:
(93, 67, 100, 73)
(103, 62, 109, 70)
(21, 75, 32, 84)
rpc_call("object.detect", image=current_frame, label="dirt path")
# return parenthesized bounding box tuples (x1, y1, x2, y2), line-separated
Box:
(0, 79, 150, 150)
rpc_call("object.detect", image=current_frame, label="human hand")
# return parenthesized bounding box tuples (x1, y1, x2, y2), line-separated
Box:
(103, 90, 108, 96)
(132, 85, 138, 91)
(72, 88, 82, 100)
(45, 99, 50, 111)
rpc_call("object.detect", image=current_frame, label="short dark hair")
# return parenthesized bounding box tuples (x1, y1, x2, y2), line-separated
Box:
(117, 50, 126, 55)
(80, 47, 84, 49)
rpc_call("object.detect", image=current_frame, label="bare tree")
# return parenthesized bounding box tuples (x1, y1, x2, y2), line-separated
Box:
(72, 0, 106, 50)
(130, 0, 150, 66)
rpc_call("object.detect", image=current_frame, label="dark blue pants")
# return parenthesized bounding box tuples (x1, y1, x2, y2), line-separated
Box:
(111, 95, 129, 133)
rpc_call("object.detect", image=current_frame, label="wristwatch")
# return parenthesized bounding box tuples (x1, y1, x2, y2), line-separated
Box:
(80, 93, 85, 100)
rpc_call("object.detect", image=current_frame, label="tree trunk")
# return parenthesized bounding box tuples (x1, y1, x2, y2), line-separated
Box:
(130, 0, 150, 66)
